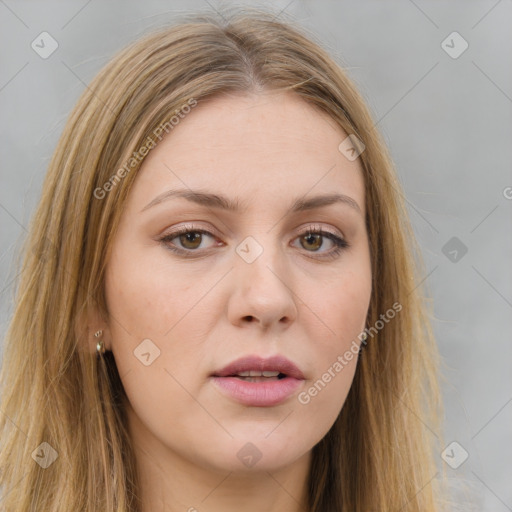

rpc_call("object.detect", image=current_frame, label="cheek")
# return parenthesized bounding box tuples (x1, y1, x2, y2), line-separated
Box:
(294, 350, 359, 447)
(103, 249, 221, 415)
(303, 268, 371, 344)
(103, 265, 221, 460)
(294, 269, 370, 413)
(104, 246, 219, 343)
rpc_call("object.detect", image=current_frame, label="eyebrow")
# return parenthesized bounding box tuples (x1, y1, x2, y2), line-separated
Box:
(140, 188, 363, 216)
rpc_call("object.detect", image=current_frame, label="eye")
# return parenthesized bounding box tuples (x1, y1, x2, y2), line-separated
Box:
(292, 227, 349, 260)
(159, 225, 221, 254)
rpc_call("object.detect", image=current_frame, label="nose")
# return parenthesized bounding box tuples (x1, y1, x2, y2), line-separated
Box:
(227, 242, 298, 330)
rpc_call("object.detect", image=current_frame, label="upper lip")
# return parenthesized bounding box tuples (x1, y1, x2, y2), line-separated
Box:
(211, 355, 305, 380)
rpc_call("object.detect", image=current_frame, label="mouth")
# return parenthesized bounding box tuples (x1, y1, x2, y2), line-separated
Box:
(211, 354, 305, 380)
(225, 370, 288, 382)
(210, 355, 305, 407)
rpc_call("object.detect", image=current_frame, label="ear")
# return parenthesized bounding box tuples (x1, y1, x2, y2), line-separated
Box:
(76, 299, 113, 356)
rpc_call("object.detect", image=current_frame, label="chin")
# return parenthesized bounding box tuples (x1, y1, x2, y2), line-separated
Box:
(197, 435, 310, 474)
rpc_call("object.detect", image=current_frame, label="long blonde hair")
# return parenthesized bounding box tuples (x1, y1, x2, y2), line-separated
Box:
(0, 8, 442, 511)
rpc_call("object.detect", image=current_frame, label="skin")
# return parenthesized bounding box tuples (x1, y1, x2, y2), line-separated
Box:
(95, 91, 372, 511)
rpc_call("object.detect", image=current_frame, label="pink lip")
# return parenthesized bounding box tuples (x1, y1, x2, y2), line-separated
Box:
(210, 355, 305, 407)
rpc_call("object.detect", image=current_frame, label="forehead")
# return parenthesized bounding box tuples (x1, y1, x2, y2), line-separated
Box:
(132, 91, 366, 215)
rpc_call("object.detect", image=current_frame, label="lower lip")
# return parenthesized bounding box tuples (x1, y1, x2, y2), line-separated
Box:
(211, 376, 304, 407)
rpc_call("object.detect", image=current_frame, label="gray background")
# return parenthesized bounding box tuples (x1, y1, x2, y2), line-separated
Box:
(1, 1, 510, 510)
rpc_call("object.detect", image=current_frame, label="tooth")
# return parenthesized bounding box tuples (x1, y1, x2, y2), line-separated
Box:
(235, 370, 281, 377)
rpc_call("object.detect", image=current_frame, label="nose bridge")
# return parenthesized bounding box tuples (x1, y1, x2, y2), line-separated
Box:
(235, 233, 287, 288)
(229, 233, 297, 327)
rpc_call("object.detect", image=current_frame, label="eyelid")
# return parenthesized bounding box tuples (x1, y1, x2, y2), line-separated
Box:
(293, 222, 345, 240)
(160, 222, 222, 240)
(161, 222, 344, 243)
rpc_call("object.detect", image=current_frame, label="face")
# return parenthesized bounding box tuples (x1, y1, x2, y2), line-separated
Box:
(102, 91, 372, 474)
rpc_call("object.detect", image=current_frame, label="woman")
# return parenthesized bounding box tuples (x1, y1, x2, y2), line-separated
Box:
(0, 9, 443, 511)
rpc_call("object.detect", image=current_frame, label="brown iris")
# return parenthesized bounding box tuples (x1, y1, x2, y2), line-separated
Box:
(301, 233, 322, 251)
(179, 232, 202, 249)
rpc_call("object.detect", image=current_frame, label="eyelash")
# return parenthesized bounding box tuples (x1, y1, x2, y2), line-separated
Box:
(159, 224, 350, 261)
